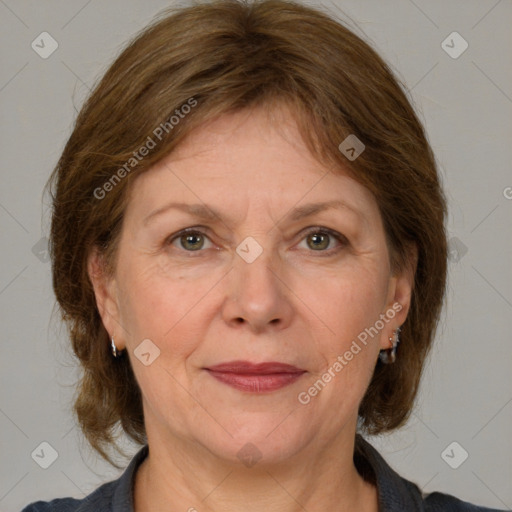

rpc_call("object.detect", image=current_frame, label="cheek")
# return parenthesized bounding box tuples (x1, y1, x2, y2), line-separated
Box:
(117, 256, 216, 358)
(296, 260, 389, 407)
(305, 262, 389, 346)
(116, 261, 210, 418)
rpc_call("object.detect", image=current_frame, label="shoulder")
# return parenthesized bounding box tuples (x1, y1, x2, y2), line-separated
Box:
(354, 434, 506, 512)
(423, 491, 506, 511)
(20, 444, 149, 512)
(19, 479, 116, 512)
(20, 497, 82, 512)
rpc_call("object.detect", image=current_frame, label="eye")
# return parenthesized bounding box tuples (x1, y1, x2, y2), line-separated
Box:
(297, 227, 347, 254)
(168, 228, 213, 252)
(166, 226, 347, 255)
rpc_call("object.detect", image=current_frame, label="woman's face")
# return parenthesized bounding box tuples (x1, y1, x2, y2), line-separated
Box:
(91, 105, 413, 466)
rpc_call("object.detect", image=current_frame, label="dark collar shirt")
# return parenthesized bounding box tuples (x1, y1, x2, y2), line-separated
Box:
(21, 435, 505, 511)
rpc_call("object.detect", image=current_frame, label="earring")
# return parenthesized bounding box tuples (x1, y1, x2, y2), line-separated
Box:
(379, 327, 401, 364)
(111, 336, 120, 358)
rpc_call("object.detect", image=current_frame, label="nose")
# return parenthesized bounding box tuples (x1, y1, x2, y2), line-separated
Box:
(221, 247, 294, 334)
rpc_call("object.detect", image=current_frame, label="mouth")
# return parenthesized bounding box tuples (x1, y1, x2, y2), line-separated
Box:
(204, 361, 306, 393)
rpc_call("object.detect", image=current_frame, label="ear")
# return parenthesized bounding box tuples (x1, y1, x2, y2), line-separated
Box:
(380, 242, 418, 350)
(87, 246, 125, 350)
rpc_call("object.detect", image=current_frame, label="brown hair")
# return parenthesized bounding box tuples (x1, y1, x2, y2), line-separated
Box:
(47, 0, 447, 465)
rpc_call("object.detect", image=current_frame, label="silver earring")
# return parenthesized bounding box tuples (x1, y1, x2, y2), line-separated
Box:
(379, 327, 400, 364)
(111, 336, 119, 358)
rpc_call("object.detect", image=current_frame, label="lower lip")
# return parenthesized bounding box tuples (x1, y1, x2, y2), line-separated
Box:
(206, 370, 305, 392)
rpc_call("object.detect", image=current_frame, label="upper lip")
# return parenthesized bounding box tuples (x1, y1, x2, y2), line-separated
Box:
(206, 361, 305, 374)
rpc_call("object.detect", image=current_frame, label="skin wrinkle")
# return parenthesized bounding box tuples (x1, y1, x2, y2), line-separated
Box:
(89, 106, 414, 511)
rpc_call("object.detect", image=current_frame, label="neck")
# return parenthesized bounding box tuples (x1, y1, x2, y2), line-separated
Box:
(134, 428, 378, 512)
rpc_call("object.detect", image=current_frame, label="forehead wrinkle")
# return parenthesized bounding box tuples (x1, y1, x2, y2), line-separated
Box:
(143, 199, 367, 233)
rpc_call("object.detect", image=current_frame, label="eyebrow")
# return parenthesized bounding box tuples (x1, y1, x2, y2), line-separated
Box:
(143, 199, 364, 226)
(286, 200, 364, 222)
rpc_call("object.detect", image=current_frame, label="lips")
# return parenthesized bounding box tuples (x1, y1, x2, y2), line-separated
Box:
(205, 361, 306, 392)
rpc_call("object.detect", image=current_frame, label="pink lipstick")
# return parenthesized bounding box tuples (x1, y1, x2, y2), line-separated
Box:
(205, 361, 306, 392)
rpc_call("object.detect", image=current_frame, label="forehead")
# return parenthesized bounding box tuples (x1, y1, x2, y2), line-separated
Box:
(125, 106, 380, 227)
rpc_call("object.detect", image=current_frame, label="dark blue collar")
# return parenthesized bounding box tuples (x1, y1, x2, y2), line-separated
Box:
(111, 444, 148, 511)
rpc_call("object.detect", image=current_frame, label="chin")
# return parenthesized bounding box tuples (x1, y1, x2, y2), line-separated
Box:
(193, 413, 316, 467)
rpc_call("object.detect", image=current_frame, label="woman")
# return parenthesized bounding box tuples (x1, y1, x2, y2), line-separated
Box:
(21, 0, 505, 510)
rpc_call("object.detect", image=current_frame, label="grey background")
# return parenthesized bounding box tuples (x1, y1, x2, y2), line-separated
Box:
(1, 0, 511, 510)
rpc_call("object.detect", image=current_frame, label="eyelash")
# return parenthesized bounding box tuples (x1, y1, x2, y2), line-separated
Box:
(166, 226, 348, 256)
